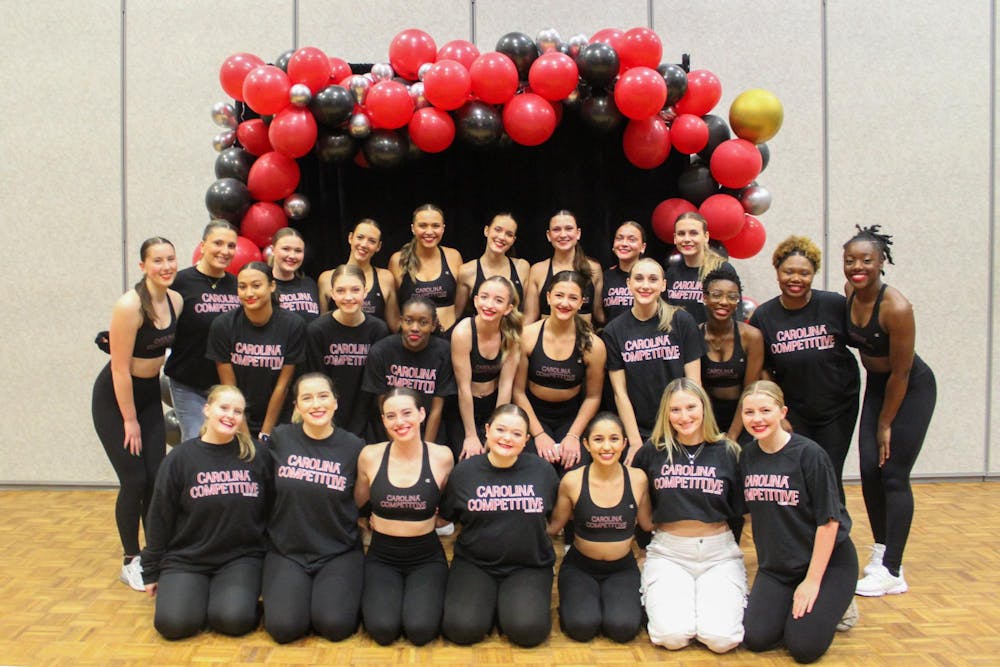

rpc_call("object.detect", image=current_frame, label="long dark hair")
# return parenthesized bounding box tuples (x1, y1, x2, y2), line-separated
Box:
(136, 237, 174, 323)
(548, 270, 594, 356)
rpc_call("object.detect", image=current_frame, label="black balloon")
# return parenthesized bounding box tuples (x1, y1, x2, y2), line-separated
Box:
(455, 101, 503, 148)
(274, 49, 294, 73)
(757, 142, 770, 172)
(205, 178, 251, 223)
(315, 131, 358, 164)
(362, 130, 407, 169)
(576, 42, 619, 89)
(214, 147, 255, 182)
(311, 85, 354, 128)
(697, 114, 732, 161)
(677, 161, 719, 206)
(495, 32, 539, 80)
(580, 94, 623, 133)
(658, 63, 688, 107)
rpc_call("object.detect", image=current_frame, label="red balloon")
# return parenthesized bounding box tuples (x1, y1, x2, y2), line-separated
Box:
(247, 151, 300, 201)
(328, 57, 352, 83)
(670, 114, 709, 154)
(674, 69, 722, 116)
(502, 93, 556, 146)
(699, 194, 746, 241)
(243, 65, 291, 115)
(614, 66, 667, 120)
(437, 39, 480, 70)
(229, 236, 264, 275)
(240, 202, 287, 248)
(268, 108, 318, 158)
(408, 107, 456, 153)
(725, 214, 766, 259)
(470, 52, 519, 104)
(590, 28, 625, 52)
(710, 138, 763, 188)
(619, 27, 662, 70)
(389, 28, 437, 80)
(366, 80, 415, 129)
(528, 52, 579, 101)
(652, 198, 698, 242)
(236, 119, 273, 156)
(220, 53, 264, 101)
(422, 59, 472, 111)
(287, 46, 331, 93)
(623, 117, 671, 169)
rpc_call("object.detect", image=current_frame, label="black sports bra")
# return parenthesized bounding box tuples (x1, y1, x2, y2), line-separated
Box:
(369, 441, 440, 522)
(538, 261, 594, 316)
(847, 284, 890, 357)
(132, 296, 177, 359)
(471, 258, 524, 307)
(398, 246, 457, 308)
(572, 464, 637, 543)
(527, 321, 585, 390)
(700, 321, 745, 390)
(470, 319, 504, 383)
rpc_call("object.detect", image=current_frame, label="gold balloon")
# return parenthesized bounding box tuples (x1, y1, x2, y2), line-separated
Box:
(729, 89, 783, 144)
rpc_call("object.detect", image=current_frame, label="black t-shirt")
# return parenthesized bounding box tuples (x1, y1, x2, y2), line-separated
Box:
(141, 438, 269, 583)
(164, 267, 240, 390)
(361, 335, 457, 400)
(749, 291, 860, 425)
(306, 314, 390, 436)
(602, 308, 703, 434)
(440, 453, 559, 575)
(665, 260, 734, 325)
(206, 308, 307, 433)
(601, 265, 633, 323)
(266, 423, 366, 568)
(741, 433, 852, 583)
(274, 275, 321, 322)
(632, 439, 744, 524)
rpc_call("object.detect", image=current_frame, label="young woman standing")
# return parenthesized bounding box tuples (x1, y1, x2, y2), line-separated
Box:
(601, 221, 647, 324)
(455, 213, 529, 315)
(270, 228, 320, 322)
(665, 212, 731, 325)
(92, 236, 182, 591)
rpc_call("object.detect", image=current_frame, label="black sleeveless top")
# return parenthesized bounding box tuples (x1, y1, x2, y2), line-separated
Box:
(846, 284, 890, 357)
(538, 260, 595, 316)
(573, 464, 637, 543)
(700, 320, 746, 390)
(398, 246, 457, 308)
(132, 296, 177, 358)
(527, 320, 585, 390)
(369, 441, 440, 522)
(470, 319, 505, 383)
(471, 257, 525, 306)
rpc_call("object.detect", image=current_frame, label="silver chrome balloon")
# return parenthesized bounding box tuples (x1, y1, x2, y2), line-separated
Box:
(566, 33, 589, 58)
(211, 101, 236, 128)
(740, 184, 772, 215)
(409, 82, 429, 109)
(349, 74, 371, 105)
(349, 112, 372, 138)
(212, 130, 236, 152)
(536, 28, 562, 53)
(289, 83, 312, 107)
(417, 62, 433, 82)
(283, 193, 311, 220)
(371, 62, 395, 82)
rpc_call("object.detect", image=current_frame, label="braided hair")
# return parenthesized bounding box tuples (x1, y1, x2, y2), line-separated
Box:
(844, 225, 894, 269)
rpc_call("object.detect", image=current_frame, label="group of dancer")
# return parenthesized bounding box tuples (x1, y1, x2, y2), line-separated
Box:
(92, 205, 935, 662)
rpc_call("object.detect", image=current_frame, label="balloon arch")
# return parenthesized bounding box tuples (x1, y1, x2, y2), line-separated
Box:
(205, 27, 782, 275)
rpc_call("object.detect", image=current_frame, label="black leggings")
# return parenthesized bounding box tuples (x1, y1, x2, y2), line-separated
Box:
(362, 531, 447, 646)
(743, 540, 857, 664)
(557, 547, 642, 643)
(860, 358, 935, 574)
(92, 363, 165, 555)
(787, 402, 859, 503)
(262, 548, 363, 643)
(153, 555, 263, 640)
(442, 556, 554, 647)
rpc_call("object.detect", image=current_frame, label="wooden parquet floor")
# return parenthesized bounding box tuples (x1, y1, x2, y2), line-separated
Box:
(0, 483, 997, 666)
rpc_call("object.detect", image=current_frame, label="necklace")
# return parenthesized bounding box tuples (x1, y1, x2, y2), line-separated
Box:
(682, 442, 706, 464)
(779, 291, 812, 310)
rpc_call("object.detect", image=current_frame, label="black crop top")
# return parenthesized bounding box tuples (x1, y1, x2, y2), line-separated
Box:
(539, 260, 594, 316)
(132, 297, 177, 358)
(471, 257, 525, 308)
(527, 321, 586, 390)
(369, 441, 441, 522)
(572, 464, 637, 543)
(398, 246, 457, 308)
(700, 321, 745, 390)
(470, 319, 505, 383)
(847, 284, 890, 357)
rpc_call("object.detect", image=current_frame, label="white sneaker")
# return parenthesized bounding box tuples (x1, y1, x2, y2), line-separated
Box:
(435, 522, 455, 537)
(836, 599, 859, 632)
(120, 556, 145, 592)
(855, 564, 907, 597)
(863, 543, 886, 576)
